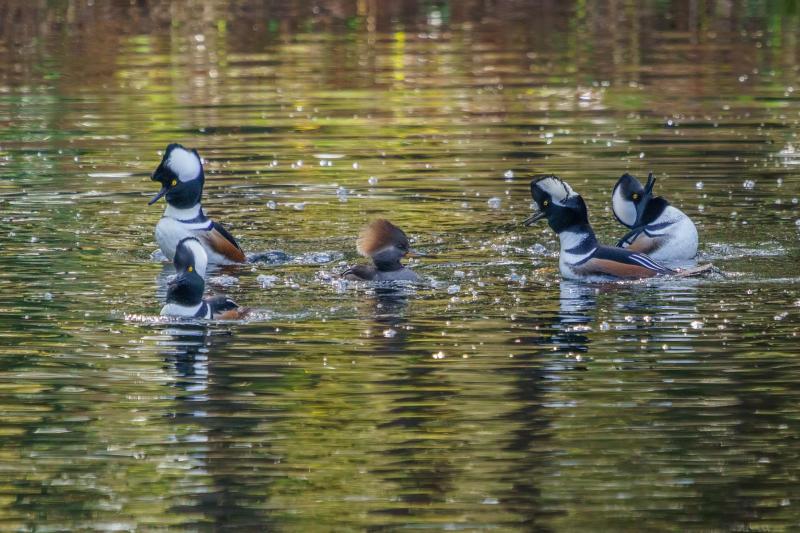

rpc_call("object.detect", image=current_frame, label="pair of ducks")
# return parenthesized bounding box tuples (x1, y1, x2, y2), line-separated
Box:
(149, 144, 699, 320)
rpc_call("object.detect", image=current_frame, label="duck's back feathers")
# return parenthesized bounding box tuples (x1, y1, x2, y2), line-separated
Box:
(206, 295, 243, 319)
(342, 264, 378, 281)
(341, 264, 420, 282)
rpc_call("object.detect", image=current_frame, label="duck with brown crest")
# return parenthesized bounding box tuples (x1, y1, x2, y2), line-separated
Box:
(342, 219, 421, 282)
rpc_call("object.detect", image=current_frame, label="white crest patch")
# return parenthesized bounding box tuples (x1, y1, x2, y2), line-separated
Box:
(536, 177, 575, 206)
(183, 238, 208, 278)
(612, 182, 637, 227)
(167, 147, 202, 182)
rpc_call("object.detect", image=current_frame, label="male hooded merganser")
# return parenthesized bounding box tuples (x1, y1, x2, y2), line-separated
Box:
(161, 237, 244, 319)
(612, 172, 698, 261)
(342, 219, 421, 282)
(523, 175, 674, 280)
(149, 143, 246, 264)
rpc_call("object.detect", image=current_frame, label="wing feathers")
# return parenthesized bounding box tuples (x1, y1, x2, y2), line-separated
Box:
(205, 223, 246, 263)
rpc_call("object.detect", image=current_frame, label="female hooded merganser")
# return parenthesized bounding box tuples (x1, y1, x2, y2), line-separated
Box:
(523, 175, 674, 280)
(161, 237, 245, 319)
(611, 172, 698, 262)
(342, 219, 421, 282)
(149, 143, 246, 264)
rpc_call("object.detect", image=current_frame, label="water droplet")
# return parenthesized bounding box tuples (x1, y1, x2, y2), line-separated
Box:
(503, 170, 514, 180)
(690, 320, 704, 329)
(487, 197, 501, 209)
(639, 152, 645, 159)
(383, 329, 397, 338)
(266, 200, 277, 210)
(368, 176, 378, 186)
(432, 351, 446, 359)
(256, 274, 279, 288)
(743, 179, 756, 189)
(209, 275, 239, 287)
(695, 181, 704, 190)
(447, 284, 460, 295)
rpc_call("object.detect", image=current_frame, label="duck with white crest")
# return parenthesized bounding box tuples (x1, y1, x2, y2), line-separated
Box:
(149, 143, 246, 265)
(161, 237, 246, 319)
(611, 172, 698, 262)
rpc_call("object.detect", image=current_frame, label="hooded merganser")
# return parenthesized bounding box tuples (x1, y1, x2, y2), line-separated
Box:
(161, 237, 245, 319)
(342, 219, 421, 282)
(523, 175, 674, 280)
(149, 143, 246, 264)
(612, 172, 698, 262)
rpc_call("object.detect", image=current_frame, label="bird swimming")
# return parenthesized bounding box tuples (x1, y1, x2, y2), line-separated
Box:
(611, 172, 698, 262)
(149, 143, 246, 265)
(523, 175, 675, 280)
(342, 219, 421, 282)
(160, 237, 245, 319)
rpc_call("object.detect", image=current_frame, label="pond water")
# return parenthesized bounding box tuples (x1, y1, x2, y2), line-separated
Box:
(1, 1, 800, 530)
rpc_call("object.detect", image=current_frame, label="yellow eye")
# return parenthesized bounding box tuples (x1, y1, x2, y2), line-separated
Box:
(171, 179, 177, 186)
(188, 266, 193, 272)
(632, 193, 639, 200)
(543, 200, 549, 207)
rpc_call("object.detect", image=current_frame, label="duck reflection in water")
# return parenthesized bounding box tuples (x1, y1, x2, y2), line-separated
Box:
(353, 286, 461, 512)
(359, 287, 414, 354)
(155, 323, 280, 530)
(495, 280, 598, 526)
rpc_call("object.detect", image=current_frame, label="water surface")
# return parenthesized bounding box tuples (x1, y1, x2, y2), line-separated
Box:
(1, 1, 800, 530)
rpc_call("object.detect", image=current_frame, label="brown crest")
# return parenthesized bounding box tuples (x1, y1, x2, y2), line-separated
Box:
(356, 218, 408, 257)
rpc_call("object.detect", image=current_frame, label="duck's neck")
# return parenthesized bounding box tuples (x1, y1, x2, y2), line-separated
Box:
(165, 203, 204, 222)
(373, 258, 403, 272)
(557, 223, 597, 252)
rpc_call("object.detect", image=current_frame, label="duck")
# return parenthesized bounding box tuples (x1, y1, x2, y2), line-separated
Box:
(611, 172, 698, 261)
(342, 219, 421, 282)
(149, 143, 246, 265)
(160, 237, 245, 319)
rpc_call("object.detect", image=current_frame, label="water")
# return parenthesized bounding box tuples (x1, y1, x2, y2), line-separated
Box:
(1, 1, 800, 530)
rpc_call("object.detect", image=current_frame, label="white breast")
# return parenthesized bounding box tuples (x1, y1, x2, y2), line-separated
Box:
(155, 217, 194, 260)
(644, 206, 698, 262)
(161, 302, 204, 317)
(557, 231, 597, 279)
(155, 213, 226, 266)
